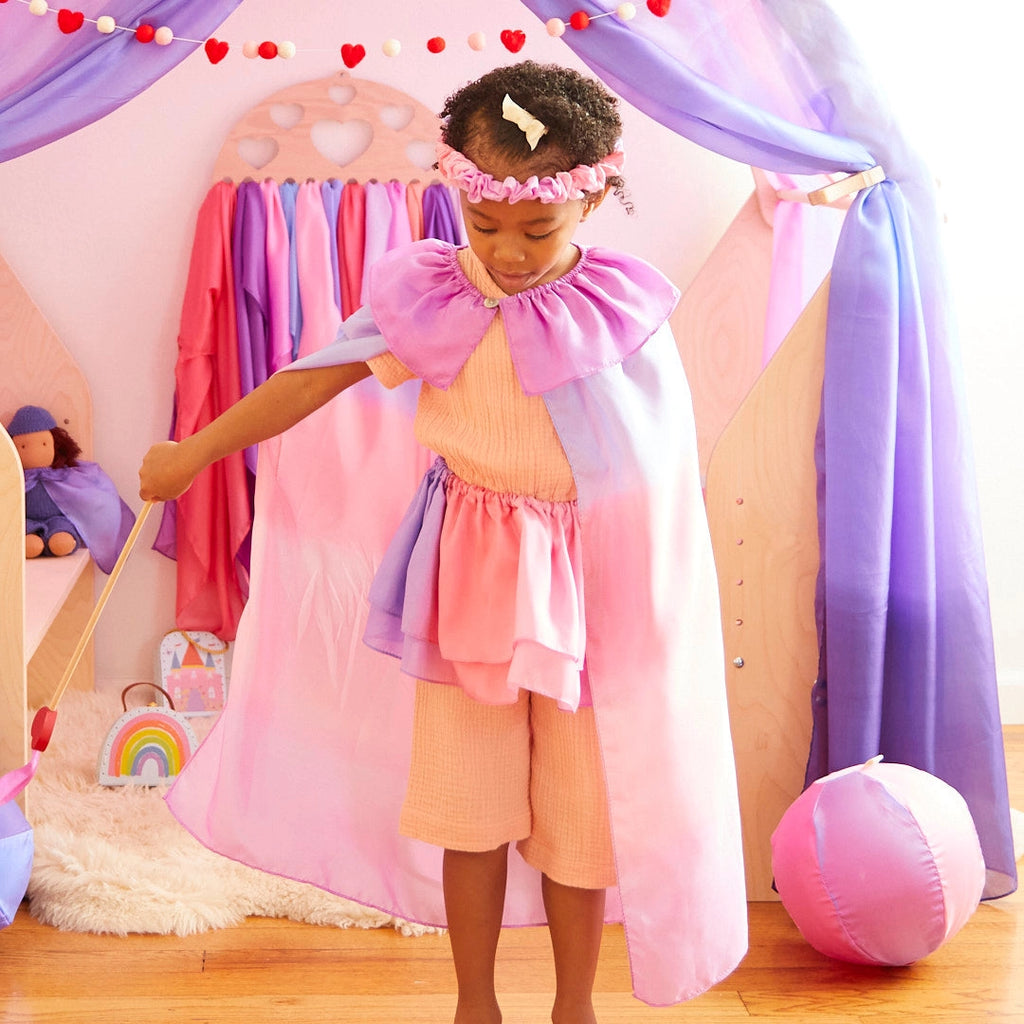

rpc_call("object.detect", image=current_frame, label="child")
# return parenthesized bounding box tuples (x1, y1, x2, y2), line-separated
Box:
(141, 61, 747, 1020)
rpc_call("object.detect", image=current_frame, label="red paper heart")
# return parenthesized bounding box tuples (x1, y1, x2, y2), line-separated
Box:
(204, 38, 229, 64)
(341, 43, 366, 68)
(646, 0, 672, 15)
(57, 9, 85, 33)
(500, 29, 526, 53)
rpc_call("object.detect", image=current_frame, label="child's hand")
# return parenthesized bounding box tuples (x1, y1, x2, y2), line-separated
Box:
(139, 440, 200, 502)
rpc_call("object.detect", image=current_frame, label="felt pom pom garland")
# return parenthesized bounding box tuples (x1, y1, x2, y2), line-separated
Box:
(2, 0, 668, 67)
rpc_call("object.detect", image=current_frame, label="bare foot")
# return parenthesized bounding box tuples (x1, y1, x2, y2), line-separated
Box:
(453, 997, 501, 1024)
(551, 1002, 598, 1024)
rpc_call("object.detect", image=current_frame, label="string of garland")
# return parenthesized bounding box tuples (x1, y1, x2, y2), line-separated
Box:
(0, 1, 671, 66)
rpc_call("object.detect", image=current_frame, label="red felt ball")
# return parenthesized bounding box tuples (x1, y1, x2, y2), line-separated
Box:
(258, 40, 278, 59)
(647, 0, 672, 15)
(134, 24, 155, 43)
(426, 36, 446, 53)
(569, 11, 590, 30)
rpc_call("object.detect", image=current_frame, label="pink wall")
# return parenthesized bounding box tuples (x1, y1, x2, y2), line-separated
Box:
(3, 2, 1018, 717)
(0, 0, 751, 688)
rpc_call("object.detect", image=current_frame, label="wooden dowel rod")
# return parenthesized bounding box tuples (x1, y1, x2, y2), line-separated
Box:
(46, 500, 156, 710)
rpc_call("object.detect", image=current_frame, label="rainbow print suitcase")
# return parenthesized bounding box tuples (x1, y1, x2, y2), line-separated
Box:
(98, 683, 199, 787)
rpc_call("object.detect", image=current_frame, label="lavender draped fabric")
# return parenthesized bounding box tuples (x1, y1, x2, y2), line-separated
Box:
(520, 0, 1015, 897)
(0, 1, 242, 163)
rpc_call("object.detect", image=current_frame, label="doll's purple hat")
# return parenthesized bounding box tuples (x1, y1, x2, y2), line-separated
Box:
(7, 405, 56, 437)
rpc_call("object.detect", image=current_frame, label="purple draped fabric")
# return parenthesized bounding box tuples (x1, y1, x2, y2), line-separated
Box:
(232, 180, 269, 474)
(519, 0, 1015, 897)
(422, 183, 463, 245)
(0, 1, 242, 163)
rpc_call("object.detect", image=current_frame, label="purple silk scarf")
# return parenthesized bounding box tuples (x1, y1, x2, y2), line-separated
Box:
(0, 1, 243, 163)
(520, 0, 1015, 897)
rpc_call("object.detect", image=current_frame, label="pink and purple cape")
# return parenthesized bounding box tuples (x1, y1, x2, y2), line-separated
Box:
(166, 239, 748, 1006)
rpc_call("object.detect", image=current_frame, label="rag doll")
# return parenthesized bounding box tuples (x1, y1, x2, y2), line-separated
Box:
(7, 405, 135, 573)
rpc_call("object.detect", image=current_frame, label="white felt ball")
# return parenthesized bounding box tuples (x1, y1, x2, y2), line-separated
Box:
(382, 38, 401, 57)
(154, 26, 173, 46)
(96, 16, 117, 34)
(278, 41, 296, 59)
(28, 0, 48, 15)
(242, 40, 260, 59)
(546, 18, 566, 37)
(616, 3, 638, 19)
(467, 31, 487, 51)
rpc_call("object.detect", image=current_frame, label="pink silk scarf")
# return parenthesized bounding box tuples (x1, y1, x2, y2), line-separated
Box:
(157, 181, 250, 639)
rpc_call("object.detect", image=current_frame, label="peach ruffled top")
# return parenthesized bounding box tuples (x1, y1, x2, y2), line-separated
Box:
(368, 247, 576, 503)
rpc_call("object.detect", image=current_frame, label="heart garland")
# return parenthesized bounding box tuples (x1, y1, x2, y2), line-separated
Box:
(341, 43, 366, 68)
(21, 4, 673, 64)
(204, 38, 228, 64)
(57, 8, 84, 34)
(500, 29, 526, 53)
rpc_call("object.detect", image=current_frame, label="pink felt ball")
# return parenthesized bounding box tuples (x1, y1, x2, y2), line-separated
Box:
(771, 759, 985, 966)
(467, 31, 487, 51)
(154, 26, 174, 46)
(546, 18, 566, 37)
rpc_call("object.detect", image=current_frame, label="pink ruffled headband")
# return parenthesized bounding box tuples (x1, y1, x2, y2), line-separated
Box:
(436, 93, 624, 204)
(436, 142, 625, 205)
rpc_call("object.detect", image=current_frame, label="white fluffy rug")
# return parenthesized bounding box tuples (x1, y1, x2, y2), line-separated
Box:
(26, 690, 433, 937)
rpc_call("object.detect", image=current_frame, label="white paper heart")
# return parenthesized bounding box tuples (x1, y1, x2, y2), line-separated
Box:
(328, 84, 357, 106)
(405, 139, 436, 171)
(311, 119, 374, 167)
(236, 136, 279, 171)
(269, 103, 304, 130)
(379, 104, 414, 132)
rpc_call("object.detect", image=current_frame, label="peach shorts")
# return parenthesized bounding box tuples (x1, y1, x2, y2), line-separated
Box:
(400, 681, 617, 890)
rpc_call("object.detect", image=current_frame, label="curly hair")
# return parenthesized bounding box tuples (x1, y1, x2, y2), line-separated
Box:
(49, 426, 82, 469)
(439, 61, 627, 204)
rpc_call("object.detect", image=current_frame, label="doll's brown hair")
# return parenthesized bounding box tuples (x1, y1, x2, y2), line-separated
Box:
(49, 427, 82, 469)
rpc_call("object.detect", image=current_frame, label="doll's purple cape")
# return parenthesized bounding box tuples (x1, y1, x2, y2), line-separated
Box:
(23, 463, 135, 574)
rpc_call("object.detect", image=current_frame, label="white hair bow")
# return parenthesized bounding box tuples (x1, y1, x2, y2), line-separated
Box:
(502, 94, 549, 151)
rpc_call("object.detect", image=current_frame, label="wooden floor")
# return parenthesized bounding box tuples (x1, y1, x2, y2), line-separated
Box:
(2, 728, 1020, 1024)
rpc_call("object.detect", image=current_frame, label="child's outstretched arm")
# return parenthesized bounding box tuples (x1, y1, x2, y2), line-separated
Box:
(139, 361, 371, 502)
